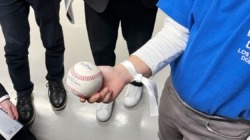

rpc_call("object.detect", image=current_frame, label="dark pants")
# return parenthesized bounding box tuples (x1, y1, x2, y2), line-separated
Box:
(0, 0, 65, 96)
(84, 0, 157, 66)
(158, 77, 250, 140)
(0, 127, 37, 140)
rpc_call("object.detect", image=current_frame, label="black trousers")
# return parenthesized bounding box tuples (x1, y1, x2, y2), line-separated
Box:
(0, 126, 37, 140)
(85, 0, 157, 66)
(0, 0, 65, 96)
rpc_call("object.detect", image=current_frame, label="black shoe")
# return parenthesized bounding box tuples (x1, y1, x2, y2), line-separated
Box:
(16, 94, 35, 126)
(47, 81, 67, 111)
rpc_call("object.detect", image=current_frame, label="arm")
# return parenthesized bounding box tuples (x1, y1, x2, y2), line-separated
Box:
(81, 15, 189, 103)
(111, 14, 189, 84)
(129, 15, 189, 76)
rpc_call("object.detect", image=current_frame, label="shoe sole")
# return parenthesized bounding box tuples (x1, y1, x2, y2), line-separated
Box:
(51, 98, 67, 111)
(25, 113, 36, 128)
(96, 101, 115, 122)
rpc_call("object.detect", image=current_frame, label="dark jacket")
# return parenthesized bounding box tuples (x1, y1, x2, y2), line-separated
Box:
(84, 0, 158, 13)
(0, 84, 8, 98)
(65, 0, 158, 23)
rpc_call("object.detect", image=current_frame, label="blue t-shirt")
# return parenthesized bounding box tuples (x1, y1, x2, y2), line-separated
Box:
(157, 0, 250, 119)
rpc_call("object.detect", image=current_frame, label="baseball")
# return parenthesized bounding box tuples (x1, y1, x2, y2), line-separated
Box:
(66, 61, 103, 98)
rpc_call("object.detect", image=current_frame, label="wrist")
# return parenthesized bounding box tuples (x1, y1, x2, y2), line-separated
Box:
(0, 95, 10, 103)
(0, 98, 10, 105)
(114, 64, 134, 85)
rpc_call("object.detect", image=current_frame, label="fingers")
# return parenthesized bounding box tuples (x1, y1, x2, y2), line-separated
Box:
(96, 88, 109, 102)
(0, 100, 17, 119)
(87, 93, 102, 103)
(102, 92, 112, 103)
(88, 88, 111, 103)
(79, 98, 86, 103)
(11, 105, 18, 120)
(5, 104, 19, 120)
(79, 93, 101, 103)
(79, 87, 114, 103)
(6, 107, 15, 119)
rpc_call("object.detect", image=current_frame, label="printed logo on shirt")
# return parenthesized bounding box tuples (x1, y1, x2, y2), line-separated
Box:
(238, 31, 250, 65)
(238, 39, 250, 65)
(247, 41, 250, 49)
(238, 48, 250, 65)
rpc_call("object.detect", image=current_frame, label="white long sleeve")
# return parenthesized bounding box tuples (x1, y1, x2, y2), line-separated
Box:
(0, 95, 10, 103)
(132, 15, 189, 76)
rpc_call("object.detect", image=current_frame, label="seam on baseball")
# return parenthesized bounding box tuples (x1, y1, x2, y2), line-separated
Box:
(67, 84, 88, 98)
(70, 65, 102, 81)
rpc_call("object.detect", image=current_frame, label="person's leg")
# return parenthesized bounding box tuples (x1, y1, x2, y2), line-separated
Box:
(119, 0, 157, 54)
(84, 1, 120, 121)
(28, 0, 67, 111)
(85, 1, 119, 66)
(0, 0, 35, 126)
(119, 0, 158, 108)
(0, 0, 33, 98)
(158, 78, 183, 140)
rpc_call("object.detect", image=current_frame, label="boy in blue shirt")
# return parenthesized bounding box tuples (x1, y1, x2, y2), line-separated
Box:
(79, 0, 250, 139)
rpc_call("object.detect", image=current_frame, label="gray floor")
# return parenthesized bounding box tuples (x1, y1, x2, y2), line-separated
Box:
(0, 2, 170, 140)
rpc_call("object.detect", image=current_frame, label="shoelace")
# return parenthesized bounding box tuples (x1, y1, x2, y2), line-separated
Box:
(46, 82, 65, 91)
(125, 85, 139, 97)
(97, 103, 112, 111)
(100, 104, 110, 109)
(16, 96, 31, 109)
(46, 82, 66, 98)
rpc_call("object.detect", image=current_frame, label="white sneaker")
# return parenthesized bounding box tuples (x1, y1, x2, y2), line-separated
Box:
(96, 101, 114, 122)
(123, 84, 143, 108)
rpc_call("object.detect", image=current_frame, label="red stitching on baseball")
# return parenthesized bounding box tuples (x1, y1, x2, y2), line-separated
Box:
(67, 84, 88, 98)
(70, 65, 102, 81)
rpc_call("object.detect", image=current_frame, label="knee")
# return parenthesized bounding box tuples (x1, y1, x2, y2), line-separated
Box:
(5, 53, 28, 67)
(45, 44, 65, 56)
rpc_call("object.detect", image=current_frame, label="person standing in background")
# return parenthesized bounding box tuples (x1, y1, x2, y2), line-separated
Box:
(0, 0, 67, 126)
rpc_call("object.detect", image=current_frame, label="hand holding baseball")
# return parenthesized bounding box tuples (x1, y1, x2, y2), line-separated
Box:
(67, 61, 103, 98)
(79, 65, 133, 103)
